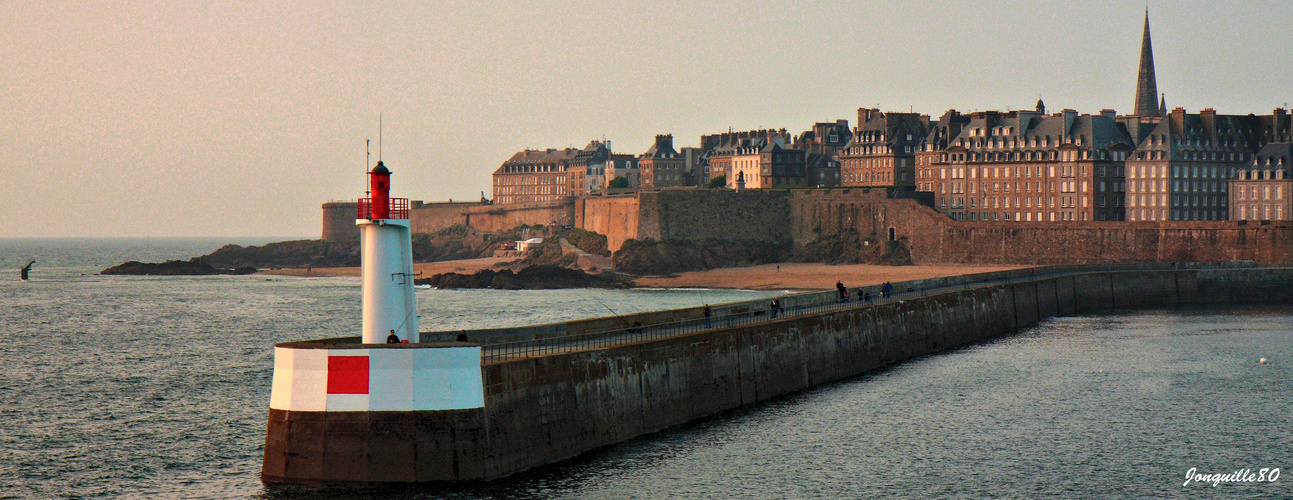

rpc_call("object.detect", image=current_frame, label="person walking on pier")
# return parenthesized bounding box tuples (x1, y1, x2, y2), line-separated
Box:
(836, 281, 847, 302)
(703, 304, 712, 328)
(881, 281, 893, 299)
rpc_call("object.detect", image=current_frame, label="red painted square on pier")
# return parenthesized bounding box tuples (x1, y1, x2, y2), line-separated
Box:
(326, 355, 369, 394)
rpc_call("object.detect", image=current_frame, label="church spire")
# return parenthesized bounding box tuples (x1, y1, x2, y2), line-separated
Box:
(1134, 9, 1161, 117)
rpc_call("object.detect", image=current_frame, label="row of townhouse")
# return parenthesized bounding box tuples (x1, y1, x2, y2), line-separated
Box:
(843, 102, 1293, 222)
(491, 125, 844, 204)
(489, 105, 1292, 226)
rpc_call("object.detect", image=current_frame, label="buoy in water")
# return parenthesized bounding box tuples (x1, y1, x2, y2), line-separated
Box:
(1259, 358, 1267, 365)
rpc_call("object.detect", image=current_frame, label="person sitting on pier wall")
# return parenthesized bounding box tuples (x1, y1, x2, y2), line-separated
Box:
(386, 330, 399, 344)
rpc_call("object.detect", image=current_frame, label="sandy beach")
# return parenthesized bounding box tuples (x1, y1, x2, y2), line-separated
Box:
(260, 259, 1026, 291)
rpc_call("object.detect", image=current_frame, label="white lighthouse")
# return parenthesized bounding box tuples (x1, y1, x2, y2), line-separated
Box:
(358, 161, 419, 343)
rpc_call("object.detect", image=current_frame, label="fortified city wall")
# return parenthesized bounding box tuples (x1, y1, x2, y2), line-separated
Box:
(322, 200, 575, 241)
(264, 266, 1293, 482)
(577, 189, 794, 252)
(791, 189, 1293, 265)
(408, 202, 479, 235)
(463, 200, 574, 234)
(326, 189, 1293, 265)
(575, 194, 642, 252)
(321, 202, 359, 241)
(646, 189, 793, 244)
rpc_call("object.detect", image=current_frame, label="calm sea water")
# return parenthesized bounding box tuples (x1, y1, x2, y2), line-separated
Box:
(1, 239, 1288, 499)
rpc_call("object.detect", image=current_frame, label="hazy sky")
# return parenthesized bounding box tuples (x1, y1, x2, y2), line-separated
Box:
(3, 1, 1290, 238)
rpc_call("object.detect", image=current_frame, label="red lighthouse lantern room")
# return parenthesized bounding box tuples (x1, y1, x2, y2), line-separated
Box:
(358, 161, 407, 220)
(368, 161, 391, 220)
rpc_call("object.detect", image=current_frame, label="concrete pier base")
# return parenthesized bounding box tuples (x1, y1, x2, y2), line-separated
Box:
(262, 267, 1293, 484)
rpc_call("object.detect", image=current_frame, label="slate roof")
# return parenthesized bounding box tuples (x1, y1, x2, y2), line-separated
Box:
(1248, 142, 1292, 171)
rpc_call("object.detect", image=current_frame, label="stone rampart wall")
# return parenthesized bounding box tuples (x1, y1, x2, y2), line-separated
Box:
(463, 200, 575, 233)
(791, 189, 1293, 265)
(408, 202, 478, 235)
(321, 202, 359, 241)
(576, 195, 642, 253)
(576, 190, 793, 252)
(647, 189, 793, 244)
(325, 188, 1293, 263)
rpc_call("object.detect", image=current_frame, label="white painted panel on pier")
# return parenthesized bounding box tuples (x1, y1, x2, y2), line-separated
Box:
(369, 348, 415, 410)
(269, 346, 481, 412)
(413, 347, 485, 410)
(284, 348, 329, 411)
(268, 347, 295, 410)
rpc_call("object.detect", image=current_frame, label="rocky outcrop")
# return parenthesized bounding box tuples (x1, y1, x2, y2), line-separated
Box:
(100, 259, 257, 276)
(190, 231, 482, 270)
(794, 228, 913, 265)
(564, 229, 610, 256)
(202, 240, 361, 269)
(416, 265, 632, 290)
(611, 238, 792, 275)
(515, 239, 577, 268)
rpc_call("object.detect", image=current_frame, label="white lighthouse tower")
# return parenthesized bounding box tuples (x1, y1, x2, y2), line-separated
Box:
(358, 161, 419, 343)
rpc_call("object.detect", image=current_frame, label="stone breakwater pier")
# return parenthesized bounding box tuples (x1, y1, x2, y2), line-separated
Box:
(262, 264, 1293, 484)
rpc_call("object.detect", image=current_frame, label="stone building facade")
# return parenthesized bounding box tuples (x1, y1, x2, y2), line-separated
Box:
(569, 140, 610, 195)
(491, 148, 578, 205)
(921, 109, 1135, 222)
(680, 147, 707, 186)
(700, 129, 792, 183)
(718, 138, 805, 189)
(1231, 143, 1292, 221)
(1121, 108, 1262, 221)
(794, 120, 849, 187)
(915, 109, 971, 194)
(604, 154, 640, 189)
(839, 109, 928, 187)
(639, 135, 685, 189)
